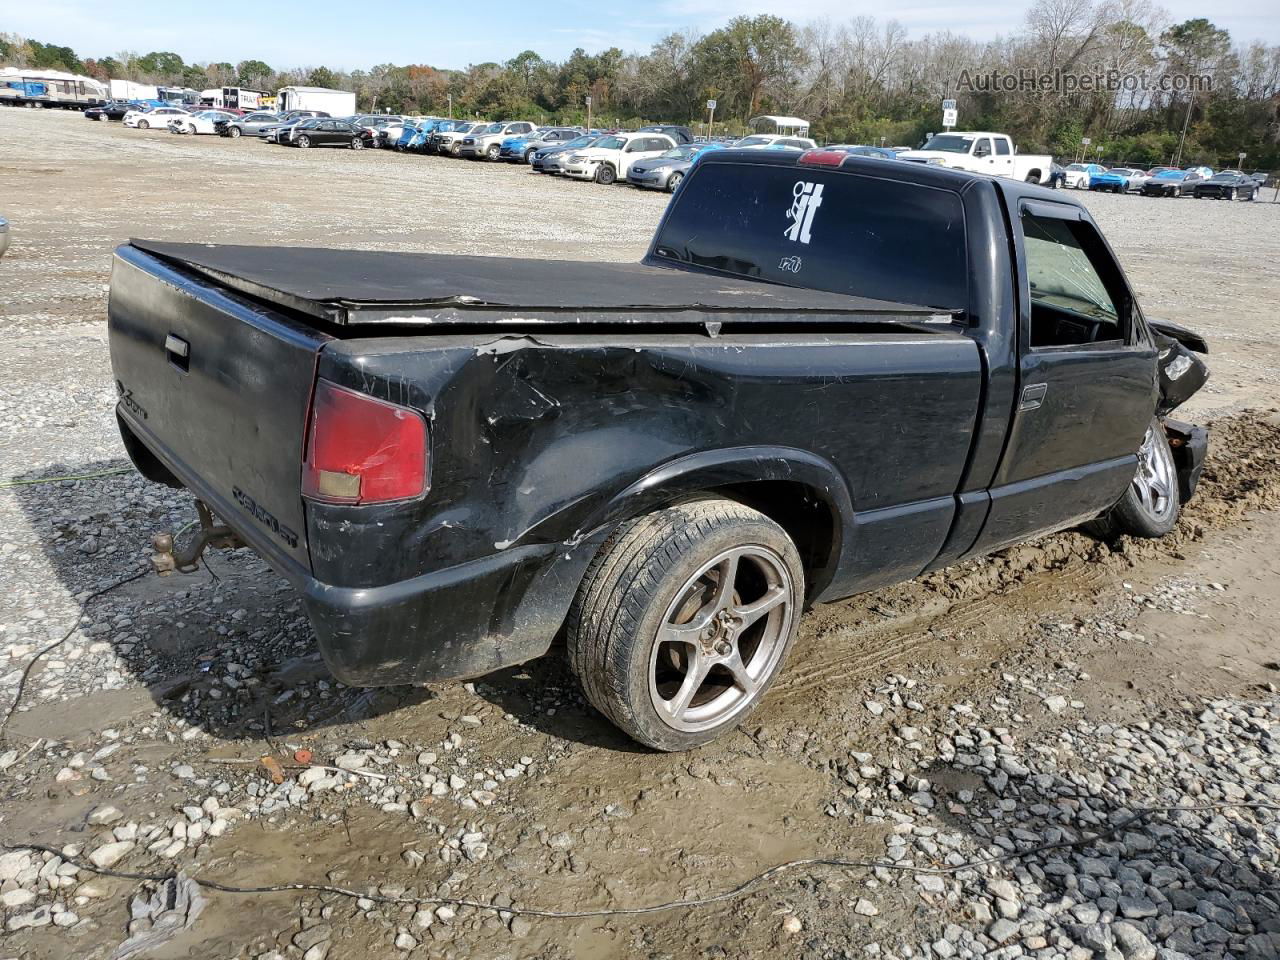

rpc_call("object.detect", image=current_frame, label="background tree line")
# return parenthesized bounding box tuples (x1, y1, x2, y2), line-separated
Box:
(3, 0, 1278, 168)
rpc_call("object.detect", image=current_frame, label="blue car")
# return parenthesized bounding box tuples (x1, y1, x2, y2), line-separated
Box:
(828, 145, 899, 160)
(498, 127, 582, 163)
(1088, 168, 1142, 193)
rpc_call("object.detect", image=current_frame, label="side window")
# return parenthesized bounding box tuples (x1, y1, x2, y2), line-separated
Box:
(995, 138, 1011, 156)
(974, 137, 992, 157)
(1022, 211, 1127, 348)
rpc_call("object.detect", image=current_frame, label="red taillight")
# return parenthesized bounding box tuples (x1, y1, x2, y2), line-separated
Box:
(798, 148, 847, 167)
(302, 380, 428, 504)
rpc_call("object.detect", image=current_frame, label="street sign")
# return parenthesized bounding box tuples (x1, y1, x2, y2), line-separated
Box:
(941, 99, 956, 111)
(942, 108, 957, 128)
(1081, 137, 1091, 145)
(707, 99, 716, 110)
(584, 95, 592, 106)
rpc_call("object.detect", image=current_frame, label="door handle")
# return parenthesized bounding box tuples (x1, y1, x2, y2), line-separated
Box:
(165, 333, 190, 373)
(1019, 383, 1048, 411)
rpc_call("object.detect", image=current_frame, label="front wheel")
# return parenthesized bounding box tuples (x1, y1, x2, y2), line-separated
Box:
(138, 119, 149, 129)
(566, 498, 804, 751)
(450, 142, 462, 156)
(666, 170, 684, 192)
(1226, 188, 1235, 201)
(295, 136, 310, 148)
(229, 126, 242, 138)
(1084, 421, 1180, 540)
(486, 144, 501, 160)
(595, 163, 617, 185)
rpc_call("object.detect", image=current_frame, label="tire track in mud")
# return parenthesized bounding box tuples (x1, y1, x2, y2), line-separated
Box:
(777, 410, 1280, 697)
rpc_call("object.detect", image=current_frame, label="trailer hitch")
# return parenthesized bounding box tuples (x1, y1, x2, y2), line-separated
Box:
(151, 500, 243, 575)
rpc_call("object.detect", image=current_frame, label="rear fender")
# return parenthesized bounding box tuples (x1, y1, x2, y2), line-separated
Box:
(569, 446, 853, 600)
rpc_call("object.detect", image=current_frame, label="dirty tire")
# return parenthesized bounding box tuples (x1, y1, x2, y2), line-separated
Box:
(1084, 419, 1180, 541)
(596, 163, 616, 185)
(137, 119, 149, 129)
(565, 498, 804, 751)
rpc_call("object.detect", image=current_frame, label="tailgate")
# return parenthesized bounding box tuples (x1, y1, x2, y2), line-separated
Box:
(108, 244, 328, 573)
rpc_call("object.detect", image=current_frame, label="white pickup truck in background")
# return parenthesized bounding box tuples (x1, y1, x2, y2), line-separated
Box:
(898, 132, 1053, 185)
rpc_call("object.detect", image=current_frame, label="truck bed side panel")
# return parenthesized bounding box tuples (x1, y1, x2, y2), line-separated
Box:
(312, 332, 984, 602)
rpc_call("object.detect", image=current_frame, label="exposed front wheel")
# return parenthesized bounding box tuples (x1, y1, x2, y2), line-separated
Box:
(595, 163, 616, 185)
(667, 171, 684, 192)
(229, 126, 242, 138)
(486, 144, 501, 160)
(1084, 421, 1180, 540)
(566, 498, 804, 751)
(138, 120, 149, 129)
(296, 136, 310, 148)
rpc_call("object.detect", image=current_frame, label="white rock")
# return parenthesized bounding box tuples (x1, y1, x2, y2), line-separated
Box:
(88, 841, 134, 868)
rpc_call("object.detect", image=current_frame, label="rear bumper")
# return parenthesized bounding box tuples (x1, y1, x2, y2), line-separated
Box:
(117, 408, 598, 686)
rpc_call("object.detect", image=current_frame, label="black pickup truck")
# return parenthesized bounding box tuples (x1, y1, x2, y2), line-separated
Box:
(108, 149, 1208, 750)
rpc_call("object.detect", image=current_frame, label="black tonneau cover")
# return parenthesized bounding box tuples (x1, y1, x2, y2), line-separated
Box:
(129, 240, 954, 327)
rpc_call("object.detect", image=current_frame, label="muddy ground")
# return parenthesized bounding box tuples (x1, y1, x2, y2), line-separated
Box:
(0, 108, 1279, 960)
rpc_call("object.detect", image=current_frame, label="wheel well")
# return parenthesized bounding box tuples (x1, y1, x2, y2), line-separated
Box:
(706, 480, 839, 600)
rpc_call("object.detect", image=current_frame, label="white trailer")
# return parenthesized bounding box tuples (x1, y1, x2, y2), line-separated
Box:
(275, 86, 356, 116)
(109, 79, 158, 101)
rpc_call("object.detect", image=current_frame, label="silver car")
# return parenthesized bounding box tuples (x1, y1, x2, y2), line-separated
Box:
(458, 121, 537, 160)
(0, 216, 9, 259)
(219, 112, 281, 138)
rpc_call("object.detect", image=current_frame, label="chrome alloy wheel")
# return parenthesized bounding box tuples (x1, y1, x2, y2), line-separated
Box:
(648, 545, 795, 732)
(1132, 425, 1176, 522)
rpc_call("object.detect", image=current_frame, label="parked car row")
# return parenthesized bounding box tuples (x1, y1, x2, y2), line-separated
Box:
(1062, 162, 1264, 199)
(90, 103, 1271, 200)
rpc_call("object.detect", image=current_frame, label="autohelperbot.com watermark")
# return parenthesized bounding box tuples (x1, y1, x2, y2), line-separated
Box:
(956, 68, 1213, 95)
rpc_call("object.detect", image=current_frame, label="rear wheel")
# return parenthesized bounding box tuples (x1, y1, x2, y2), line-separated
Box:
(1084, 420, 1179, 540)
(1024, 171, 1041, 184)
(525, 148, 537, 164)
(351, 137, 363, 150)
(1226, 188, 1235, 201)
(566, 498, 804, 751)
(595, 163, 617, 185)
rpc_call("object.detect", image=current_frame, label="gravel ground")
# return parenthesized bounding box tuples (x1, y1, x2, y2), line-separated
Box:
(0, 107, 1279, 960)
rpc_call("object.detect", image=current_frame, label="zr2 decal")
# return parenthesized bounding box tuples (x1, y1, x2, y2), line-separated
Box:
(785, 181, 824, 244)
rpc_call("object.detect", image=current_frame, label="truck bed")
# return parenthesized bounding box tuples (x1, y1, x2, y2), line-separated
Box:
(129, 240, 956, 327)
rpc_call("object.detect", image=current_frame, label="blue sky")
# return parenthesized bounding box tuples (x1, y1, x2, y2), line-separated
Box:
(8, 0, 1278, 71)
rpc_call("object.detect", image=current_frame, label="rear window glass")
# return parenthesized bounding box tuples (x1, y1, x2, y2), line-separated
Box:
(652, 162, 967, 310)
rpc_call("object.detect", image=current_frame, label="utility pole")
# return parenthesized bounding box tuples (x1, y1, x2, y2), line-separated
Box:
(585, 94, 592, 132)
(447, 94, 452, 119)
(707, 99, 716, 140)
